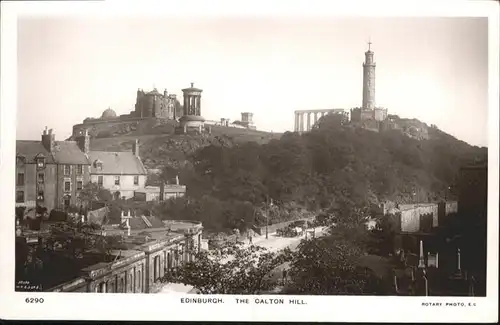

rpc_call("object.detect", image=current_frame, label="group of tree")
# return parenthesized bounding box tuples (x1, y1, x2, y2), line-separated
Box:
(162, 197, 398, 295)
(152, 113, 486, 234)
(161, 242, 294, 294)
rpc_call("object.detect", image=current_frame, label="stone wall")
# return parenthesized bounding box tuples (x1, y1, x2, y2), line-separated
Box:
(72, 117, 148, 138)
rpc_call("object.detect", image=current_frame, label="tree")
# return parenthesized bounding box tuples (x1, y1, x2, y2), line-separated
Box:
(368, 213, 399, 256)
(78, 182, 113, 209)
(285, 235, 366, 294)
(161, 242, 294, 294)
(43, 218, 122, 259)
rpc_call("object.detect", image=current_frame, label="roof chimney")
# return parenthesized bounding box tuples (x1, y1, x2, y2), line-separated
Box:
(41, 127, 55, 154)
(190, 82, 194, 88)
(132, 139, 139, 157)
(76, 129, 90, 154)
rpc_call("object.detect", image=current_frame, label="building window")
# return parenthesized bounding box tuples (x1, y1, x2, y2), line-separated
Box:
(16, 191, 24, 203)
(64, 165, 71, 176)
(16, 156, 26, 166)
(38, 173, 45, 184)
(36, 157, 45, 169)
(114, 176, 120, 186)
(97, 175, 103, 186)
(134, 175, 139, 185)
(76, 180, 83, 190)
(64, 181, 71, 192)
(64, 196, 71, 208)
(98, 282, 106, 293)
(17, 173, 25, 186)
(77, 165, 83, 175)
(37, 190, 44, 201)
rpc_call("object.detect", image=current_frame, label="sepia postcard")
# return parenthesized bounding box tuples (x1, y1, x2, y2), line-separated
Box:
(0, 0, 498, 322)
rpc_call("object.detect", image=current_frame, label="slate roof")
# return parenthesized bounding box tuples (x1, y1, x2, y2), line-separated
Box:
(16, 140, 89, 165)
(122, 215, 165, 230)
(88, 151, 147, 175)
(16, 141, 55, 163)
(53, 141, 90, 165)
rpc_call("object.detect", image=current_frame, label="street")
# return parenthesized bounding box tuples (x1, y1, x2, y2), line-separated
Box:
(157, 226, 328, 294)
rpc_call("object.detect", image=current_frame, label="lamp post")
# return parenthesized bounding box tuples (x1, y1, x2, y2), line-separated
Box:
(265, 195, 269, 240)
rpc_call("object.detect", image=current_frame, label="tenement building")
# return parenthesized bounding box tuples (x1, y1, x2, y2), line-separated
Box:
(16, 127, 91, 212)
(16, 127, 188, 215)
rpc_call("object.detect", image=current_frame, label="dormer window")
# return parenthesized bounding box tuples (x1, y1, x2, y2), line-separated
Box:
(16, 156, 26, 167)
(93, 159, 103, 171)
(36, 157, 46, 169)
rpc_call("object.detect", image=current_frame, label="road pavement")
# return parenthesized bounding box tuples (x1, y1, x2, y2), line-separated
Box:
(157, 226, 328, 294)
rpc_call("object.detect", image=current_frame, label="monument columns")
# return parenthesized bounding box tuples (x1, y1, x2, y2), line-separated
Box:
(294, 113, 299, 132)
(299, 113, 304, 132)
(306, 113, 311, 131)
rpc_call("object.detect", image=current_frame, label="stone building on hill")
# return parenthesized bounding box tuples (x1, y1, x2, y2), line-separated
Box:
(134, 88, 179, 119)
(350, 41, 389, 132)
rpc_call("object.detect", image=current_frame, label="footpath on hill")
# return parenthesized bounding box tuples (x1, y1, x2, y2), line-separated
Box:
(157, 226, 327, 294)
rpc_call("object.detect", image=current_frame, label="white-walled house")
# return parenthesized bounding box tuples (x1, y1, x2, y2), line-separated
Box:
(88, 140, 147, 199)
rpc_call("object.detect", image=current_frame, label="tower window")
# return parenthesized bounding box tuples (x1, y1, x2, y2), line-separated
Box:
(37, 190, 44, 201)
(134, 176, 139, 185)
(114, 176, 120, 186)
(38, 173, 45, 184)
(97, 176, 103, 186)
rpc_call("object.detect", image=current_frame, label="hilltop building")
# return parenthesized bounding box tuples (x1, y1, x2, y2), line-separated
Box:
(134, 88, 178, 119)
(176, 82, 206, 134)
(350, 41, 388, 131)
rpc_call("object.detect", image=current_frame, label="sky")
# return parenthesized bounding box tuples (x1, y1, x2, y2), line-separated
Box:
(17, 17, 488, 146)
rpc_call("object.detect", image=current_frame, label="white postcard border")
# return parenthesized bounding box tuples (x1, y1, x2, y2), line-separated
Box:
(0, 0, 498, 322)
